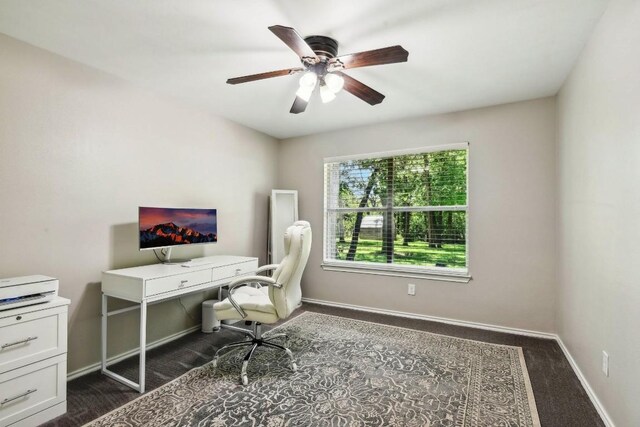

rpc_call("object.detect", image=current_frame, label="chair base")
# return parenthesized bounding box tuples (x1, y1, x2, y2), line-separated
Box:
(212, 323, 296, 385)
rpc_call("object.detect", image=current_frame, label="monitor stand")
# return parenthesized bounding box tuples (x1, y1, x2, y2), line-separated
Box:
(161, 247, 191, 265)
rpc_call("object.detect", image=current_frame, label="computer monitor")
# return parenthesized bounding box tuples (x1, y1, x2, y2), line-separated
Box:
(138, 207, 217, 256)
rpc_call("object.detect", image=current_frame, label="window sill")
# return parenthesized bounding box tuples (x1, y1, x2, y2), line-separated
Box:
(320, 262, 472, 283)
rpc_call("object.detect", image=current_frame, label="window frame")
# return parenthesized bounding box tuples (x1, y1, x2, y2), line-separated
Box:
(322, 143, 471, 283)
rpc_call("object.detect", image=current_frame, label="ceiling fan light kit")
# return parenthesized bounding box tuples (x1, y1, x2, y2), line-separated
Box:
(324, 73, 345, 93)
(299, 71, 318, 88)
(227, 25, 408, 114)
(296, 84, 314, 102)
(320, 83, 337, 103)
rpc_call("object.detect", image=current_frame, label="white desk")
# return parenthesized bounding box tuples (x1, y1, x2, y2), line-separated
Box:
(101, 255, 258, 393)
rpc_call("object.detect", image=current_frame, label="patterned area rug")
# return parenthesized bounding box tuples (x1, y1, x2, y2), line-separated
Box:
(86, 312, 540, 426)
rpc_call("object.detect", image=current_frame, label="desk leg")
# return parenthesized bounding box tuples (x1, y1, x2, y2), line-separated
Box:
(101, 294, 107, 372)
(139, 301, 147, 393)
(101, 297, 145, 393)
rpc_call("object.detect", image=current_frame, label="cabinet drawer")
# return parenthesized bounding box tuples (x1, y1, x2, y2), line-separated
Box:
(0, 306, 67, 374)
(0, 354, 66, 427)
(145, 269, 212, 297)
(213, 261, 257, 283)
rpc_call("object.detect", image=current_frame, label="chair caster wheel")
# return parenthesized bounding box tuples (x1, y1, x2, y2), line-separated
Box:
(291, 362, 298, 372)
(241, 374, 248, 386)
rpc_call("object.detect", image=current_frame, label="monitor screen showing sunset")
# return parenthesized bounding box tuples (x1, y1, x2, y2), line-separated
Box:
(139, 207, 217, 249)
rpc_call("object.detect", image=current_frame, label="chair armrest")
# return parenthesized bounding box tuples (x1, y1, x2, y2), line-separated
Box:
(228, 275, 278, 288)
(226, 276, 283, 319)
(256, 264, 279, 275)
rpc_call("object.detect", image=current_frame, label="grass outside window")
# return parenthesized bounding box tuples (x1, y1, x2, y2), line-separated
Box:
(324, 144, 469, 277)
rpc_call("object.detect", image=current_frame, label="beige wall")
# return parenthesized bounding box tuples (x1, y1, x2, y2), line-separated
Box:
(557, 0, 640, 425)
(0, 34, 279, 373)
(4, 10, 636, 425)
(279, 97, 558, 333)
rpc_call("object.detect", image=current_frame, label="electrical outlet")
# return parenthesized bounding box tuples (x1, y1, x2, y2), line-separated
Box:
(407, 283, 416, 296)
(602, 351, 609, 377)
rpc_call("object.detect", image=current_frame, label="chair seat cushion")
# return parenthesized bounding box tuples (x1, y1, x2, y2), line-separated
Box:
(213, 286, 278, 323)
(235, 285, 270, 298)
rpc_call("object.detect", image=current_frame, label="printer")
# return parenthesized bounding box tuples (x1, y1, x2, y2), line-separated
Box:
(0, 275, 58, 311)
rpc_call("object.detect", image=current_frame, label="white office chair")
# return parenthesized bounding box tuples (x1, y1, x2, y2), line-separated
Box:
(212, 221, 312, 385)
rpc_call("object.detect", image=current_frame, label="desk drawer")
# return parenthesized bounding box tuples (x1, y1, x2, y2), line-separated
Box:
(0, 306, 67, 374)
(0, 354, 66, 427)
(145, 269, 212, 297)
(213, 261, 257, 283)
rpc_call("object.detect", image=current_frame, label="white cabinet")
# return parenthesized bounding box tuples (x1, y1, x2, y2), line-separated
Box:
(0, 298, 69, 427)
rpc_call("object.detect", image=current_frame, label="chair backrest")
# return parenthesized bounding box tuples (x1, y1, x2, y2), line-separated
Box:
(270, 221, 312, 319)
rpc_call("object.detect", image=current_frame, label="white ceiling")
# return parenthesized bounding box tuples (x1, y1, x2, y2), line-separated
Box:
(0, 0, 608, 139)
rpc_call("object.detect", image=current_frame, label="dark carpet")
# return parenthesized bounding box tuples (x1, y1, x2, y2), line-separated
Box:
(42, 303, 603, 427)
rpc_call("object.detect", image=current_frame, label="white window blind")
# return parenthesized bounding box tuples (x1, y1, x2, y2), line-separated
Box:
(323, 144, 468, 277)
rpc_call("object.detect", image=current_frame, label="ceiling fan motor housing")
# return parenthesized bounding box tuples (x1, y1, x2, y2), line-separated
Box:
(304, 35, 339, 59)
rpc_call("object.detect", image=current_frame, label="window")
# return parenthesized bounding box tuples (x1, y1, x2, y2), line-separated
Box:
(323, 143, 469, 280)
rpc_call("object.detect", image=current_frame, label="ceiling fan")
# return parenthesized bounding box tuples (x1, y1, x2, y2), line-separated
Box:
(226, 25, 409, 114)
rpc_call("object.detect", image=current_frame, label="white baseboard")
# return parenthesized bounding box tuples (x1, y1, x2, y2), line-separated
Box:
(302, 297, 614, 426)
(555, 337, 615, 427)
(301, 297, 557, 339)
(67, 325, 202, 381)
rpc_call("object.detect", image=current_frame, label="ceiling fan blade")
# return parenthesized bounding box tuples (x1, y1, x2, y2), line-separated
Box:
(331, 45, 408, 70)
(290, 96, 309, 114)
(336, 72, 385, 105)
(226, 67, 304, 85)
(269, 25, 317, 59)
